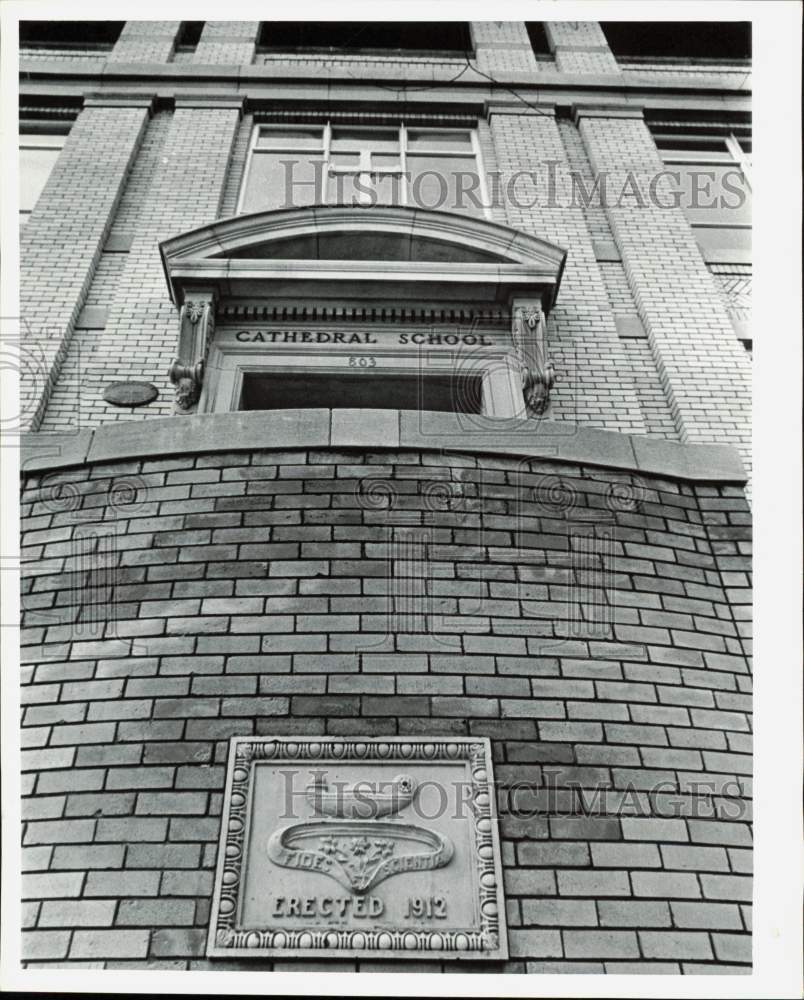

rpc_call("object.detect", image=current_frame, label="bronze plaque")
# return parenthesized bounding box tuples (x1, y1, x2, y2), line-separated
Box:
(207, 737, 507, 961)
(102, 381, 158, 407)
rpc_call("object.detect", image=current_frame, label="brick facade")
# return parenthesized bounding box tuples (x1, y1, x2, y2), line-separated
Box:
(544, 22, 620, 75)
(17, 18, 752, 975)
(108, 21, 181, 64)
(490, 110, 647, 434)
(20, 447, 752, 971)
(577, 110, 752, 472)
(20, 101, 151, 432)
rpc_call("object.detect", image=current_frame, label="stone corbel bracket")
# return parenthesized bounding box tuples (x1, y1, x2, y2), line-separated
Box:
(168, 291, 217, 413)
(511, 301, 556, 416)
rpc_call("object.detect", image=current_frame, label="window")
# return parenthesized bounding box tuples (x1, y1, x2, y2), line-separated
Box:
(175, 21, 204, 52)
(257, 21, 470, 54)
(601, 22, 750, 61)
(238, 123, 490, 217)
(19, 132, 66, 222)
(525, 23, 551, 56)
(654, 129, 751, 264)
(19, 21, 124, 50)
(240, 371, 482, 413)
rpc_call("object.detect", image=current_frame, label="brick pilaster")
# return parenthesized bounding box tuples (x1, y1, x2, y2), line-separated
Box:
(193, 22, 259, 65)
(470, 22, 539, 75)
(107, 21, 181, 64)
(544, 21, 619, 74)
(575, 108, 751, 471)
(38, 100, 243, 430)
(19, 99, 152, 431)
(489, 108, 646, 434)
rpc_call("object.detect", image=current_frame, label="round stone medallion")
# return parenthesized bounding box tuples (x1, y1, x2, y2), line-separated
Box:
(103, 381, 158, 407)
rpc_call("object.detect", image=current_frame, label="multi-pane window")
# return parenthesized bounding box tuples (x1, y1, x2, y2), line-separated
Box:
(19, 133, 66, 222)
(655, 130, 752, 264)
(238, 123, 490, 218)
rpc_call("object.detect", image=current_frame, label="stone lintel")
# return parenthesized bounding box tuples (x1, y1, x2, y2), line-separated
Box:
(573, 104, 646, 123)
(173, 95, 246, 113)
(83, 93, 157, 112)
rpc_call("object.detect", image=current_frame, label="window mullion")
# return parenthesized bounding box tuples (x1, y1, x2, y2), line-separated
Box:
(235, 122, 262, 215)
(400, 124, 408, 207)
(726, 132, 752, 191)
(471, 128, 491, 220)
(322, 122, 332, 203)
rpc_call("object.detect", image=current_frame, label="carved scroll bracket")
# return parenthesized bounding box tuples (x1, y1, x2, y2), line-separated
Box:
(168, 291, 217, 413)
(511, 300, 556, 416)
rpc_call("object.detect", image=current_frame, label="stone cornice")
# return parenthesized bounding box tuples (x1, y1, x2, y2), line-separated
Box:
(18, 411, 746, 483)
(18, 58, 752, 104)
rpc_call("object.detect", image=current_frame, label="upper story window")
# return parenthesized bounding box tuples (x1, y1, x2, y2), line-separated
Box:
(601, 21, 750, 63)
(238, 123, 490, 218)
(19, 20, 123, 51)
(19, 130, 68, 223)
(175, 21, 204, 53)
(257, 21, 471, 55)
(653, 126, 751, 264)
(524, 23, 551, 56)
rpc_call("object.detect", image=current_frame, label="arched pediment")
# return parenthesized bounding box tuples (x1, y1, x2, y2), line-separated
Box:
(160, 206, 567, 309)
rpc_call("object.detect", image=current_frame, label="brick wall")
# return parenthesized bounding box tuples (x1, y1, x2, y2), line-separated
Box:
(108, 22, 180, 64)
(39, 104, 242, 431)
(193, 22, 259, 65)
(20, 101, 151, 432)
(556, 119, 678, 439)
(489, 110, 646, 434)
(543, 22, 619, 75)
(20, 447, 752, 971)
(470, 22, 540, 75)
(577, 111, 752, 475)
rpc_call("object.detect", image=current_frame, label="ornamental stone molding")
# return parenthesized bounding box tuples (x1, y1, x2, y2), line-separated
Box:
(168, 290, 217, 414)
(207, 736, 508, 960)
(511, 301, 556, 416)
(158, 205, 568, 310)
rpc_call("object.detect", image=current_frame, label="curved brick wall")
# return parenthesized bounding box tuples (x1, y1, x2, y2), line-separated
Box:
(20, 445, 752, 971)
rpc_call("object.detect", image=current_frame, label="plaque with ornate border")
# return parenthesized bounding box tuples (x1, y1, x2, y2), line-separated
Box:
(207, 736, 508, 961)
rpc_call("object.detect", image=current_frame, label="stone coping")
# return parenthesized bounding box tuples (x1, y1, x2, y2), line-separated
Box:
(19, 410, 746, 484)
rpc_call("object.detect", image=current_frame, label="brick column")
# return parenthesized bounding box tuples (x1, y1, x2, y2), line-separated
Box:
(470, 22, 539, 75)
(575, 107, 751, 469)
(489, 107, 646, 434)
(38, 98, 244, 429)
(107, 21, 181, 64)
(543, 21, 619, 74)
(19, 97, 152, 432)
(193, 22, 259, 64)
